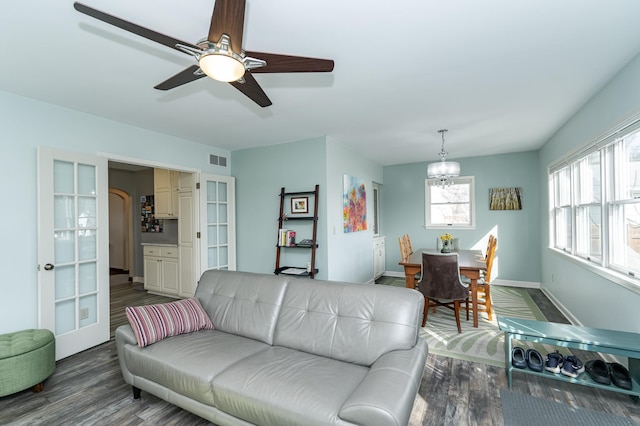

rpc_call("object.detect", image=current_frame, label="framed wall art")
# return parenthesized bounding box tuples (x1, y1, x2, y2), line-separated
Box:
(343, 174, 367, 232)
(291, 196, 309, 214)
(489, 187, 522, 210)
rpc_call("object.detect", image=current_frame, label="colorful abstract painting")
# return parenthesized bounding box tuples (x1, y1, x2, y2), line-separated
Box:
(343, 175, 367, 233)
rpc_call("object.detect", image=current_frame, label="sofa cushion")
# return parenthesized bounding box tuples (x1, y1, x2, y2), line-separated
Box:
(195, 270, 290, 345)
(125, 298, 214, 347)
(273, 279, 423, 366)
(212, 346, 369, 426)
(123, 330, 270, 406)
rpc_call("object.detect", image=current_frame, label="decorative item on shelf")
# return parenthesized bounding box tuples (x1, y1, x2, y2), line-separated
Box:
(427, 129, 461, 188)
(440, 233, 454, 253)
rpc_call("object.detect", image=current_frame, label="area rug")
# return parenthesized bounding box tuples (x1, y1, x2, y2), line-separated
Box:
(500, 389, 636, 426)
(381, 278, 567, 367)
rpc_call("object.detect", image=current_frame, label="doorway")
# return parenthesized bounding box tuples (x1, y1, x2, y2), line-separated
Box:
(109, 188, 132, 278)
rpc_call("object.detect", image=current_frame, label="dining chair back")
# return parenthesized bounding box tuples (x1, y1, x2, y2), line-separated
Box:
(398, 234, 414, 260)
(417, 253, 469, 333)
(472, 235, 497, 320)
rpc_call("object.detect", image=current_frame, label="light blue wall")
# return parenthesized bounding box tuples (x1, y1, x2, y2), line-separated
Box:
(539, 52, 640, 332)
(325, 137, 383, 283)
(231, 136, 384, 284)
(382, 151, 541, 284)
(231, 137, 328, 279)
(0, 90, 230, 334)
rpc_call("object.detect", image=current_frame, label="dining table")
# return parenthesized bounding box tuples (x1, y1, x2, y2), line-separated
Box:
(399, 248, 487, 328)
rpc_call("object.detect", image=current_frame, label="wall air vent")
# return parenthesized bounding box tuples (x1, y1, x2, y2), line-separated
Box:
(209, 154, 228, 167)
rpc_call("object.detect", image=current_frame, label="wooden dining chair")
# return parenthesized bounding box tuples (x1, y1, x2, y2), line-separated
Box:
(398, 234, 414, 260)
(417, 253, 469, 333)
(475, 236, 497, 320)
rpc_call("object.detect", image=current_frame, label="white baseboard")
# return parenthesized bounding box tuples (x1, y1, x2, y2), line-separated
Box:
(540, 284, 622, 364)
(132, 276, 144, 284)
(491, 279, 539, 289)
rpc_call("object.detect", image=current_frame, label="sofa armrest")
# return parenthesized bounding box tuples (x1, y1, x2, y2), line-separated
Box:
(115, 325, 138, 385)
(339, 338, 428, 426)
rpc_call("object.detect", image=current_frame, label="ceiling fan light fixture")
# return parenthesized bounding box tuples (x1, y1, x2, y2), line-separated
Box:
(199, 53, 245, 82)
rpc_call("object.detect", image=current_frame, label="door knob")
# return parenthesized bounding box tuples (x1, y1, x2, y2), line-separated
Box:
(44, 263, 55, 271)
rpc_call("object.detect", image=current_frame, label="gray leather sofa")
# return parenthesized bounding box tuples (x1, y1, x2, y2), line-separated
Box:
(115, 270, 428, 426)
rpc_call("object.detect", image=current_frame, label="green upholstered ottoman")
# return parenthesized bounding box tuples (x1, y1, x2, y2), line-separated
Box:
(0, 329, 55, 397)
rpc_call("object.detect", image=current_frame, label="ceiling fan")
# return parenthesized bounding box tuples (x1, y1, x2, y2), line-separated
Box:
(73, 0, 334, 107)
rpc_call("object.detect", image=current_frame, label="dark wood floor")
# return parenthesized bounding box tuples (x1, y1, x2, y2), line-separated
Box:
(1, 279, 639, 425)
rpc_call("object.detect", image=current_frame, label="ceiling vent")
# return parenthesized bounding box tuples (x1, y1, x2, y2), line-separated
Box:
(209, 154, 227, 167)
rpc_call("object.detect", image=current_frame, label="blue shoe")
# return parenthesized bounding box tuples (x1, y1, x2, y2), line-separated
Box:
(512, 347, 527, 369)
(544, 350, 563, 374)
(561, 355, 584, 378)
(526, 349, 544, 372)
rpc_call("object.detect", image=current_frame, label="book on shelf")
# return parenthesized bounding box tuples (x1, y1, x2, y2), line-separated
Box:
(278, 229, 296, 246)
(281, 268, 307, 275)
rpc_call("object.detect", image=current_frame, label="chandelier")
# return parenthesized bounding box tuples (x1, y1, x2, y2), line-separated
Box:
(427, 129, 460, 187)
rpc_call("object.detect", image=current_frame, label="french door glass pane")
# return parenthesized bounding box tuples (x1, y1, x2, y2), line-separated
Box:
(54, 231, 75, 263)
(77, 164, 96, 195)
(208, 225, 218, 245)
(55, 299, 75, 335)
(78, 229, 97, 261)
(54, 160, 74, 193)
(79, 295, 97, 327)
(208, 247, 218, 268)
(218, 182, 227, 202)
(79, 262, 97, 294)
(207, 204, 217, 222)
(55, 265, 75, 300)
(218, 204, 228, 223)
(78, 197, 97, 228)
(54, 196, 75, 228)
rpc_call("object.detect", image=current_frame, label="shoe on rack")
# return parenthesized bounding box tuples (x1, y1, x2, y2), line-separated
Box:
(512, 347, 527, 369)
(526, 349, 544, 372)
(609, 362, 633, 390)
(561, 355, 584, 378)
(544, 350, 563, 374)
(585, 359, 611, 385)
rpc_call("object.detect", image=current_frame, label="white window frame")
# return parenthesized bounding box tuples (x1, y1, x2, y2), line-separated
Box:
(549, 116, 640, 291)
(425, 176, 475, 229)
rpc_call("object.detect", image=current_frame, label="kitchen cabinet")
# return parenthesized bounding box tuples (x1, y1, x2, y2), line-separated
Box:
(154, 168, 179, 218)
(143, 245, 179, 296)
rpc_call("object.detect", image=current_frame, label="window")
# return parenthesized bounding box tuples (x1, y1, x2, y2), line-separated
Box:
(425, 176, 475, 229)
(551, 124, 640, 281)
(372, 182, 380, 236)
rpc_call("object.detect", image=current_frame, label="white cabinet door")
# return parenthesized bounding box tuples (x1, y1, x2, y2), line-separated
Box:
(143, 255, 161, 293)
(154, 169, 179, 218)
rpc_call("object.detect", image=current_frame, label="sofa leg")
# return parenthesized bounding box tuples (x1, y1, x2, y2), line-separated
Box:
(132, 386, 141, 399)
(32, 383, 44, 393)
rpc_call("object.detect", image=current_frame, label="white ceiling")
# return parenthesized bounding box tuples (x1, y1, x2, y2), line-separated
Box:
(3, 0, 640, 165)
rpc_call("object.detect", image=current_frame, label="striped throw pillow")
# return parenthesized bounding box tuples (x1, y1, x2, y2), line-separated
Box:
(125, 298, 214, 347)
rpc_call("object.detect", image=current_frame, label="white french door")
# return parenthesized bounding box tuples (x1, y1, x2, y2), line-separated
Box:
(37, 147, 109, 360)
(199, 174, 236, 275)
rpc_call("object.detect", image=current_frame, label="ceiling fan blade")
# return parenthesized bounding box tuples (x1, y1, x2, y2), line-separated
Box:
(154, 65, 206, 91)
(73, 2, 200, 53)
(229, 72, 272, 107)
(208, 0, 245, 53)
(245, 52, 334, 73)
